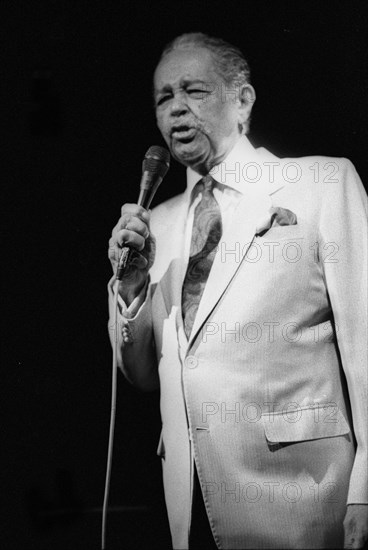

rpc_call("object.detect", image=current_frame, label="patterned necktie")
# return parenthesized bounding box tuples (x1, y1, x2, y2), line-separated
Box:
(182, 175, 223, 338)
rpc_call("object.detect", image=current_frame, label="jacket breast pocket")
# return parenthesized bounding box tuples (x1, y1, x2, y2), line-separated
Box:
(261, 405, 351, 446)
(256, 227, 304, 242)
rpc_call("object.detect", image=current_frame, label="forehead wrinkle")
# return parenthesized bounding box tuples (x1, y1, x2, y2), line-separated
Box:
(154, 50, 220, 88)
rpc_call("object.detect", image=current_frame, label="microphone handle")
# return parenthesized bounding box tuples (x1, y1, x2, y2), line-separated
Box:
(116, 246, 131, 280)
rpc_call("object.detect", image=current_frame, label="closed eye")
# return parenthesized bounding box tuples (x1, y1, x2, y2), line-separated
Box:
(187, 89, 209, 98)
(155, 87, 211, 107)
(156, 95, 171, 106)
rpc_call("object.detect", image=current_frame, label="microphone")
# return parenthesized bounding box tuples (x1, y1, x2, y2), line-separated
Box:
(116, 145, 170, 280)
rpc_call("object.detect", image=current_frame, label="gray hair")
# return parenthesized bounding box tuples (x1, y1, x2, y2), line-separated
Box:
(159, 32, 251, 88)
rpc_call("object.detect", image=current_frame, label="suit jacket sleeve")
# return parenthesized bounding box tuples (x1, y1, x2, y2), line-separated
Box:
(319, 158, 368, 504)
(107, 275, 159, 391)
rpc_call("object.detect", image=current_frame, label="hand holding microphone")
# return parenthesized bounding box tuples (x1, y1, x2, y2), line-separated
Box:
(108, 146, 170, 305)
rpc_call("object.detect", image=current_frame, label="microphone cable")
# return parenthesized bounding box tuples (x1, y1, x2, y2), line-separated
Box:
(101, 145, 170, 549)
(101, 280, 119, 550)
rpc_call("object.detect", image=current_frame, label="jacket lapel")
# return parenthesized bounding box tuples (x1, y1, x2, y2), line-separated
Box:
(152, 196, 188, 329)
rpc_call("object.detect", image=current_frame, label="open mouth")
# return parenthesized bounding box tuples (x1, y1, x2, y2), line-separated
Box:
(171, 126, 196, 142)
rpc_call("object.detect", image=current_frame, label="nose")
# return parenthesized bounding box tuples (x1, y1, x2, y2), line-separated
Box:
(170, 91, 188, 117)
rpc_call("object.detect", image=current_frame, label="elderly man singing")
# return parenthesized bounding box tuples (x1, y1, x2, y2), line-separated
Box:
(108, 33, 368, 549)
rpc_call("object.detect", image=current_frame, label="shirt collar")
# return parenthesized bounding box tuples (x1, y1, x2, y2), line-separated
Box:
(185, 135, 259, 202)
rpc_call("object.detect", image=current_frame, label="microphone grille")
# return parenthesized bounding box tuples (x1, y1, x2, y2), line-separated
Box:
(143, 145, 170, 177)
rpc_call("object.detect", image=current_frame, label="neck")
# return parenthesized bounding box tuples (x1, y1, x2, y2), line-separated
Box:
(187, 134, 243, 176)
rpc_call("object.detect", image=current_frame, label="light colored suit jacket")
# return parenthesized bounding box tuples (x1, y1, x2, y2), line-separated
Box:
(109, 141, 368, 549)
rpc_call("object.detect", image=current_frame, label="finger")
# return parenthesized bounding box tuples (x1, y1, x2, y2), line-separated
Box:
(117, 215, 150, 239)
(343, 528, 365, 549)
(108, 243, 120, 265)
(121, 204, 150, 223)
(344, 537, 364, 549)
(115, 229, 146, 251)
(108, 245, 148, 270)
(127, 251, 148, 270)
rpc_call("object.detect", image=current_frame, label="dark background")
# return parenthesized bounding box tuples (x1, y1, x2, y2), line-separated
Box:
(2, 1, 367, 549)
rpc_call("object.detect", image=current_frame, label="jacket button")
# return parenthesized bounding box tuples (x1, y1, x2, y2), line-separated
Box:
(185, 355, 198, 369)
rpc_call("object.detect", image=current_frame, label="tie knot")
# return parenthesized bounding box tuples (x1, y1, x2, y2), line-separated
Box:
(202, 175, 214, 191)
(190, 175, 216, 204)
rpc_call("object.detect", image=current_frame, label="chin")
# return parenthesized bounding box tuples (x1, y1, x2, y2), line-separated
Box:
(172, 141, 210, 169)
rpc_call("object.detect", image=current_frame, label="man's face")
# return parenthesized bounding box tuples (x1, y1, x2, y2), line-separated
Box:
(154, 47, 244, 174)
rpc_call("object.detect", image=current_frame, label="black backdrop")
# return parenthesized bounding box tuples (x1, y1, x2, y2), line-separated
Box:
(2, 1, 367, 549)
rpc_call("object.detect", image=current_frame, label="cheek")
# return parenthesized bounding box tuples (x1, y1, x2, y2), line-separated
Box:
(215, 104, 238, 133)
(195, 104, 219, 134)
(197, 96, 234, 127)
(156, 113, 168, 135)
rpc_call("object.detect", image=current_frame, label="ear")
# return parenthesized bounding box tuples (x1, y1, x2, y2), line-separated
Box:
(238, 84, 256, 131)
